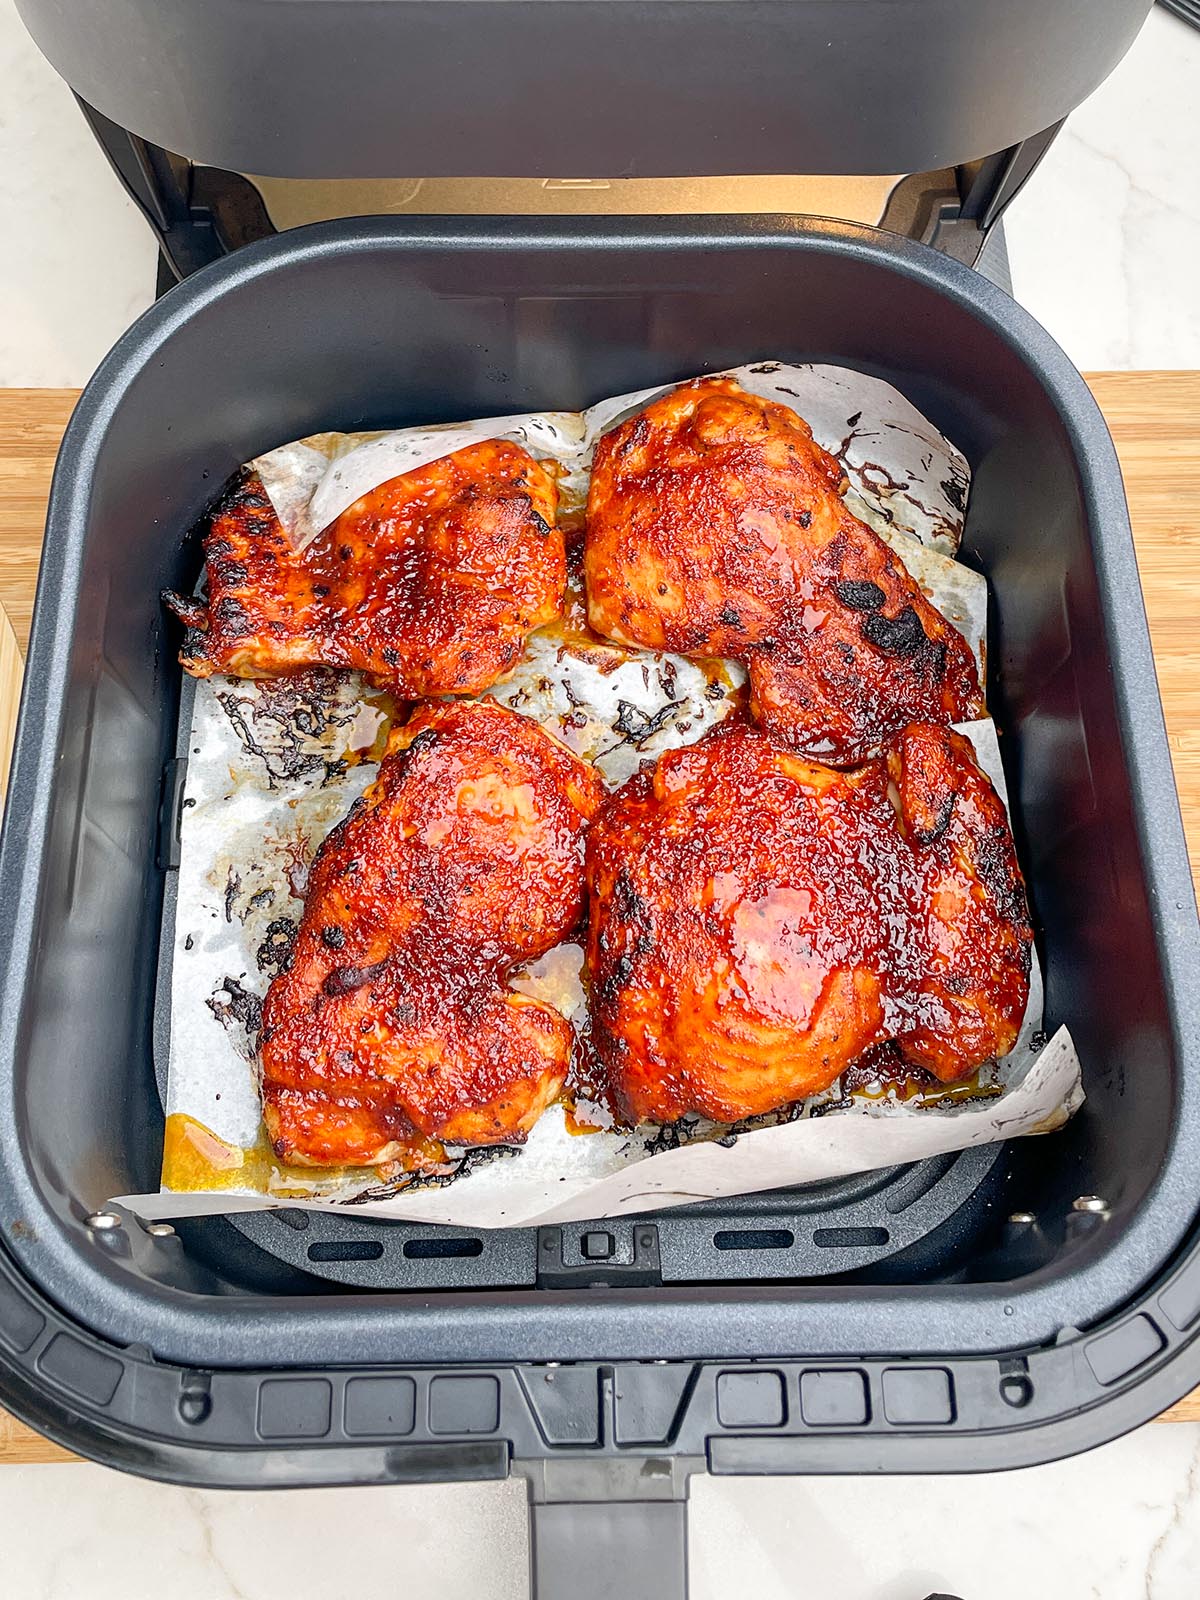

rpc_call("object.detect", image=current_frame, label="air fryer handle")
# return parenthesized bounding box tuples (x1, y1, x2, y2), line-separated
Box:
(529, 1496, 689, 1600)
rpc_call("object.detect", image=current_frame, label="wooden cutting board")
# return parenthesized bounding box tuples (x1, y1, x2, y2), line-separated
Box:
(0, 377, 1198, 1464)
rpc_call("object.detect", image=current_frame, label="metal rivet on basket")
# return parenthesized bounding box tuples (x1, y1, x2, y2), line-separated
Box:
(1072, 1195, 1108, 1214)
(1008, 1212, 1036, 1225)
(146, 1223, 176, 1238)
(85, 1211, 123, 1231)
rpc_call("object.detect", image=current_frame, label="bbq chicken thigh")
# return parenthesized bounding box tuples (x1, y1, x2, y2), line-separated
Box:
(586, 720, 1031, 1126)
(166, 439, 564, 697)
(585, 378, 983, 765)
(260, 700, 604, 1165)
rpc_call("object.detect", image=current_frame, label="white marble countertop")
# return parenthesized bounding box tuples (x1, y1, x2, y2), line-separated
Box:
(2, 2, 1200, 1595)
(3, 1422, 1200, 1599)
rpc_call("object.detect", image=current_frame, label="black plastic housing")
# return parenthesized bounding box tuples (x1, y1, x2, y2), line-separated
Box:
(1, 217, 1199, 1487)
(15, 0, 1151, 178)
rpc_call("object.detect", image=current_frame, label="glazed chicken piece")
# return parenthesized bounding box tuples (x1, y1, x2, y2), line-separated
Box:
(261, 700, 604, 1165)
(165, 439, 564, 697)
(585, 378, 983, 765)
(586, 720, 1031, 1125)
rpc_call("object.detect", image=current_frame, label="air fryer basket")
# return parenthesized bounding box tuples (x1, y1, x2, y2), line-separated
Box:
(1, 219, 1199, 1520)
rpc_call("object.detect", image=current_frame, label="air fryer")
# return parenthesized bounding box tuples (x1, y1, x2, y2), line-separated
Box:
(4, 6, 1198, 1600)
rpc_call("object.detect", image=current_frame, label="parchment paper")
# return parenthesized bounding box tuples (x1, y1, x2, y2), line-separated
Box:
(114, 363, 1081, 1224)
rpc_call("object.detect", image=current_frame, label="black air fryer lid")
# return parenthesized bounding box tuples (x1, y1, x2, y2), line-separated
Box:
(16, 0, 1151, 180)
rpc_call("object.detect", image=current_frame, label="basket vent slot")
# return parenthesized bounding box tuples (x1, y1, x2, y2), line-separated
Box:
(713, 1229, 794, 1252)
(307, 1240, 385, 1263)
(402, 1237, 485, 1259)
(812, 1227, 889, 1249)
